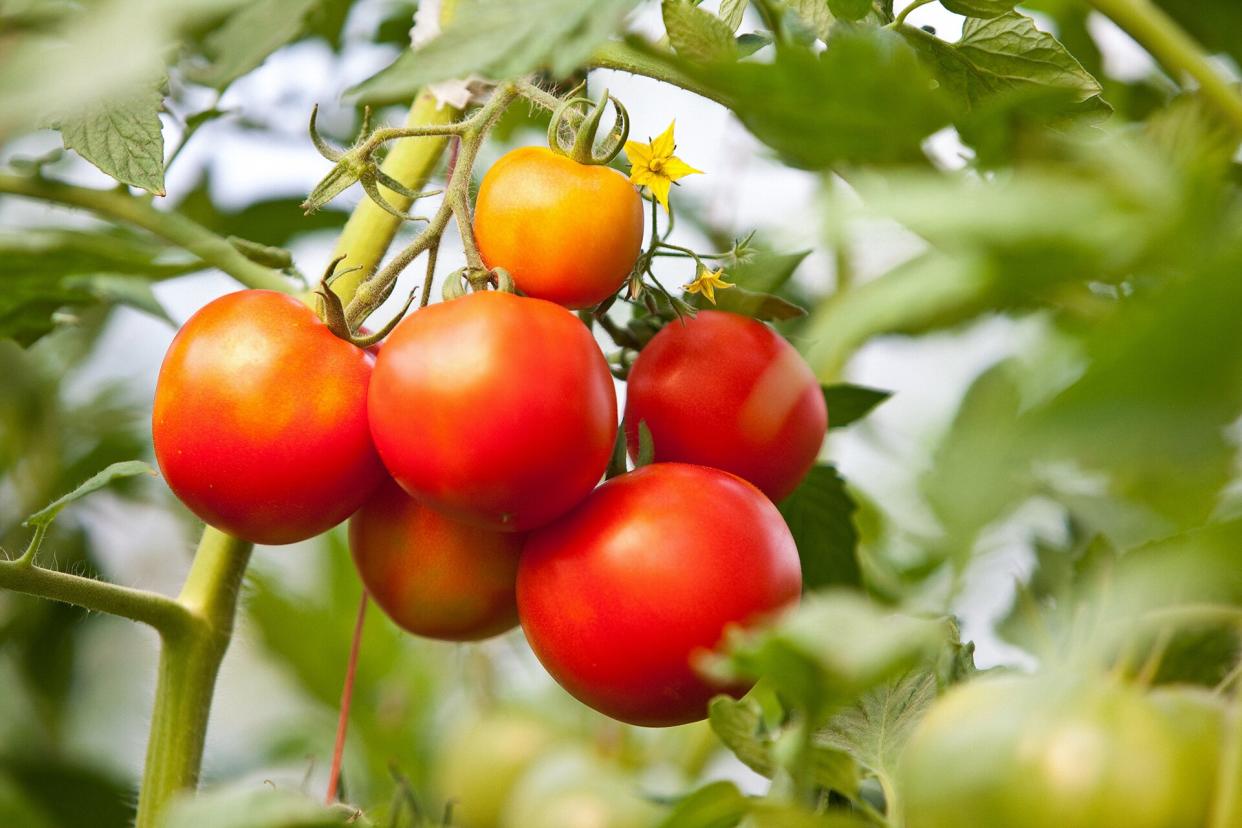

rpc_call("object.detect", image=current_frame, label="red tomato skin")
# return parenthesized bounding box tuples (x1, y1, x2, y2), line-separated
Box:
(474, 147, 645, 309)
(368, 291, 618, 533)
(517, 463, 802, 727)
(152, 290, 384, 545)
(624, 310, 827, 502)
(349, 477, 522, 641)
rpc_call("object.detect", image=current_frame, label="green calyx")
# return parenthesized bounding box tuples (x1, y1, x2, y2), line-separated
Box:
(546, 85, 630, 166)
(441, 266, 517, 302)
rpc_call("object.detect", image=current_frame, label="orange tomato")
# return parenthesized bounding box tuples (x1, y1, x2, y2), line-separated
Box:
(474, 147, 644, 310)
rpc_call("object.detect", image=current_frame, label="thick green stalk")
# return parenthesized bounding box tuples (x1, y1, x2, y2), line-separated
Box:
(590, 40, 729, 107)
(135, 528, 253, 828)
(0, 174, 292, 293)
(1086, 0, 1242, 133)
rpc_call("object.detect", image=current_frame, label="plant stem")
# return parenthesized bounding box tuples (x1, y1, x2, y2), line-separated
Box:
(892, 0, 934, 28)
(0, 174, 292, 293)
(1086, 0, 1242, 133)
(0, 556, 190, 634)
(589, 40, 729, 107)
(135, 527, 253, 828)
(326, 591, 368, 804)
(328, 93, 461, 304)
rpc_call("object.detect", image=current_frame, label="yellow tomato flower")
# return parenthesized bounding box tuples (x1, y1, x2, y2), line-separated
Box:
(625, 121, 702, 211)
(684, 267, 734, 304)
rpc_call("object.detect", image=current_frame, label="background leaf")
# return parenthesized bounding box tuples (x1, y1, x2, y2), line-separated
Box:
(779, 464, 863, 590)
(54, 80, 166, 195)
(663, 0, 738, 62)
(821, 384, 891, 429)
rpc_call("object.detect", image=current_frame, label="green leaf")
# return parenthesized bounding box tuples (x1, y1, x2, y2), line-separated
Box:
(785, 0, 835, 40)
(656, 780, 749, 828)
(821, 383, 891, 429)
(819, 670, 938, 788)
(778, 465, 862, 590)
(827, 0, 871, 22)
(161, 784, 372, 828)
(63, 275, 175, 326)
(720, 0, 749, 31)
(349, 0, 640, 103)
(708, 696, 860, 795)
(54, 80, 166, 195)
(692, 27, 951, 169)
(635, 420, 656, 467)
(728, 249, 810, 293)
(187, 0, 321, 90)
(700, 286, 806, 321)
(23, 461, 155, 529)
(940, 0, 1018, 18)
(705, 592, 948, 717)
(663, 0, 738, 62)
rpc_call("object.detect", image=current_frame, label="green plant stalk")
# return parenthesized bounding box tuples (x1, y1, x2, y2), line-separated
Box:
(1086, 0, 1242, 133)
(327, 92, 461, 304)
(135, 528, 253, 828)
(0, 174, 291, 293)
(589, 40, 729, 107)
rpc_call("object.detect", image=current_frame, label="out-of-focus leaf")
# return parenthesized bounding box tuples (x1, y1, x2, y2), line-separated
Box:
(663, 0, 738, 62)
(52, 79, 166, 194)
(941, 0, 1018, 18)
(161, 784, 371, 828)
(24, 461, 155, 529)
(682, 26, 952, 168)
(727, 249, 809, 293)
(0, 754, 134, 828)
(827, 0, 871, 22)
(656, 780, 748, 828)
(349, 0, 640, 102)
(779, 464, 862, 590)
(707, 696, 860, 795)
(821, 384, 891, 429)
(704, 592, 947, 717)
(1151, 0, 1242, 66)
(698, 286, 806, 320)
(174, 178, 348, 248)
(186, 0, 321, 90)
(785, 0, 835, 40)
(720, 0, 748, 31)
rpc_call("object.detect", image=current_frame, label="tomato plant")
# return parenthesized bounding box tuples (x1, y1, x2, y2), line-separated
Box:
(4, 0, 1242, 826)
(474, 146, 645, 309)
(153, 290, 384, 545)
(518, 463, 802, 727)
(349, 476, 522, 641)
(624, 309, 827, 502)
(368, 290, 617, 532)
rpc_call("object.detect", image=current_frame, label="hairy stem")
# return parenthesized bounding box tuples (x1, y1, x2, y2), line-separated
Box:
(590, 40, 728, 107)
(0, 555, 190, 635)
(0, 174, 292, 293)
(135, 528, 254, 828)
(1086, 0, 1242, 132)
(328, 93, 461, 304)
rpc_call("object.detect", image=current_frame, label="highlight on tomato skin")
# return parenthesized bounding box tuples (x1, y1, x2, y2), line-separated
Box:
(349, 476, 522, 641)
(624, 309, 827, 503)
(367, 290, 619, 534)
(516, 462, 803, 728)
(152, 289, 385, 546)
(473, 146, 645, 310)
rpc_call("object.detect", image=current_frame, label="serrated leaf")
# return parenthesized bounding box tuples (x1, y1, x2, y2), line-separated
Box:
(656, 780, 749, 828)
(941, 0, 1018, 18)
(720, 0, 748, 31)
(818, 670, 937, 787)
(828, 0, 871, 22)
(708, 697, 860, 795)
(700, 286, 806, 320)
(663, 0, 738, 62)
(187, 0, 321, 90)
(691, 27, 950, 169)
(55, 81, 166, 194)
(23, 461, 155, 529)
(778, 465, 862, 590)
(349, 0, 640, 103)
(785, 0, 835, 40)
(821, 384, 891, 429)
(161, 784, 371, 828)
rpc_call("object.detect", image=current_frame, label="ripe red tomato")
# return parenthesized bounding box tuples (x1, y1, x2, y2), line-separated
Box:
(153, 290, 384, 545)
(349, 477, 522, 640)
(517, 463, 802, 727)
(368, 291, 617, 532)
(473, 147, 644, 310)
(624, 310, 826, 502)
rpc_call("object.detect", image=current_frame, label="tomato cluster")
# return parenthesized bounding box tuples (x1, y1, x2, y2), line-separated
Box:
(152, 146, 826, 727)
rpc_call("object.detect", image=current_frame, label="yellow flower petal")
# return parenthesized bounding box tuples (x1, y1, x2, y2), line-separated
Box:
(660, 156, 702, 182)
(629, 167, 658, 188)
(650, 121, 677, 159)
(624, 140, 652, 166)
(646, 177, 672, 212)
(684, 267, 734, 304)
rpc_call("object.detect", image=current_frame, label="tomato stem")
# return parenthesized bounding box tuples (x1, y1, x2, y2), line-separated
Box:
(326, 591, 368, 804)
